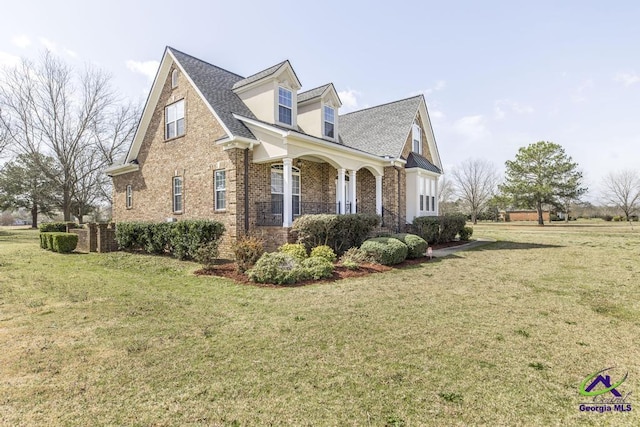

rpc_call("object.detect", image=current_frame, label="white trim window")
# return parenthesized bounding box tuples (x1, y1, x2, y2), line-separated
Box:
(165, 100, 185, 139)
(324, 106, 335, 138)
(172, 176, 183, 213)
(126, 184, 133, 209)
(214, 170, 226, 211)
(171, 69, 178, 88)
(412, 123, 422, 154)
(278, 87, 293, 125)
(271, 164, 300, 216)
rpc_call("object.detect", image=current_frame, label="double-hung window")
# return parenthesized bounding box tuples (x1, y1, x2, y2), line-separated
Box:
(270, 165, 300, 217)
(412, 123, 422, 154)
(165, 100, 185, 139)
(324, 106, 335, 138)
(278, 87, 292, 125)
(172, 176, 183, 213)
(214, 170, 226, 211)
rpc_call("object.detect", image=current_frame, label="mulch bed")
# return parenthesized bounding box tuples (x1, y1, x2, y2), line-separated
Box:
(194, 240, 470, 287)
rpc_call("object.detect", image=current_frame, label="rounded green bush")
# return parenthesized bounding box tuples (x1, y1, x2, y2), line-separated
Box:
(278, 243, 308, 261)
(247, 252, 302, 285)
(360, 237, 408, 265)
(301, 257, 334, 280)
(310, 245, 337, 262)
(391, 233, 427, 258)
(458, 226, 473, 241)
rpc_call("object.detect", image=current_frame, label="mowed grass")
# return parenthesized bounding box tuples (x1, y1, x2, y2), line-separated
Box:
(1, 222, 640, 426)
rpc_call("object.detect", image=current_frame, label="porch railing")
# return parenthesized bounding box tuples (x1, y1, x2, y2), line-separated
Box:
(256, 201, 371, 226)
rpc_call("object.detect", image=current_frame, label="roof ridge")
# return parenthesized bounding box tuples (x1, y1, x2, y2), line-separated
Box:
(166, 46, 245, 79)
(232, 59, 289, 88)
(298, 83, 331, 95)
(339, 94, 423, 116)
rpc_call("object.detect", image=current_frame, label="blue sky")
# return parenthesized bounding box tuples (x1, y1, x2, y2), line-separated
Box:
(1, 0, 639, 199)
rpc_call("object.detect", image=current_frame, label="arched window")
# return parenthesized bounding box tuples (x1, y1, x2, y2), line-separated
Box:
(171, 69, 178, 88)
(271, 164, 300, 216)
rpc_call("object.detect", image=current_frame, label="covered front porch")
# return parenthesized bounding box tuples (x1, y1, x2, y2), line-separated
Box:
(252, 157, 383, 227)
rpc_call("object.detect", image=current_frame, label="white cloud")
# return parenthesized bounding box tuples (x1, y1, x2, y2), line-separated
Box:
(0, 51, 21, 67)
(452, 115, 489, 141)
(429, 110, 445, 120)
(39, 37, 57, 52)
(410, 80, 447, 97)
(337, 88, 361, 113)
(615, 72, 640, 87)
(12, 35, 31, 49)
(494, 99, 534, 120)
(126, 60, 160, 81)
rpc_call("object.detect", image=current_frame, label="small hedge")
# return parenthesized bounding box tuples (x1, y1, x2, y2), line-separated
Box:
(39, 222, 67, 233)
(293, 213, 380, 255)
(40, 232, 78, 253)
(310, 245, 337, 262)
(278, 243, 308, 261)
(247, 252, 303, 285)
(115, 220, 225, 260)
(412, 213, 467, 244)
(300, 257, 334, 280)
(391, 233, 428, 258)
(360, 237, 408, 265)
(459, 226, 473, 241)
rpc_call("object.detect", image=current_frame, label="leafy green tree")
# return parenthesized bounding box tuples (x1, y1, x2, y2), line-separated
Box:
(0, 153, 60, 227)
(500, 141, 587, 225)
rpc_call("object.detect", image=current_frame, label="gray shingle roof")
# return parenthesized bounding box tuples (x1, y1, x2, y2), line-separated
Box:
(405, 152, 441, 173)
(169, 47, 256, 140)
(297, 84, 331, 103)
(338, 96, 422, 158)
(231, 60, 288, 90)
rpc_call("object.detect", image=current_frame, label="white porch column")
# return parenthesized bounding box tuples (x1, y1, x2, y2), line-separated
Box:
(283, 158, 293, 227)
(375, 175, 383, 215)
(349, 169, 357, 213)
(337, 168, 346, 214)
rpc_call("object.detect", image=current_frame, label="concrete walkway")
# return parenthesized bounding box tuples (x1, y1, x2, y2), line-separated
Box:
(429, 237, 496, 258)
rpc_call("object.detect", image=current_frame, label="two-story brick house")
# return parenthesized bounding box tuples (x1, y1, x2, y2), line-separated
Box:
(106, 47, 443, 253)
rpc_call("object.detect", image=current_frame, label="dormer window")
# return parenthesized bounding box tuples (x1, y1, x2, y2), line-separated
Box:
(412, 123, 422, 154)
(324, 106, 335, 138)
(278, 87, 293, 125)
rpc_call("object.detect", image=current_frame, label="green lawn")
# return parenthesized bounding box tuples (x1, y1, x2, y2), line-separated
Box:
(1, 222, 639, 426)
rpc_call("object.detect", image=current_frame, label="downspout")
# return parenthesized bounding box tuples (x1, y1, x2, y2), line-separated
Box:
(244, 148, 250, 235)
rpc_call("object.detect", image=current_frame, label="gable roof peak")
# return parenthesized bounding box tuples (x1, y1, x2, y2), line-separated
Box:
(231, 59, 300, 91)
(166, 46, 244, 80)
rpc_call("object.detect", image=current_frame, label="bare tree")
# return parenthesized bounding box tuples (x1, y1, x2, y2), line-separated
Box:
(0, 52, 137, 221)
(602, 170, 640, 222)
(452, 158, 500, 224)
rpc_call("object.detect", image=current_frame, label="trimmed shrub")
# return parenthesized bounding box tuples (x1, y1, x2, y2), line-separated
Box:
(412, 213, 467, 244)
(310, 245, 337, 263)
(45, 233, 55, 250)
(170, 220, 226, 261)
(247, 252, 302, 285)
(115, 220, 225, 260)
(51, 233, 78, 253)
(391, 233, 427, 259)
(300, 257, 334, 280)
(233, 235, 265, 273)
(39, 233, 48, 249)
(193, 240, 221, 268)
(39, 222, 67, 233)
(411, 216, 440, 244)
(458, 226, 473, 241)
(602, 214, 613, 222)
(342, 259, 359, 270)
(360, 237, 408, 265)
(293, 213, 380, 255)
(278, 243, 308, 261)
